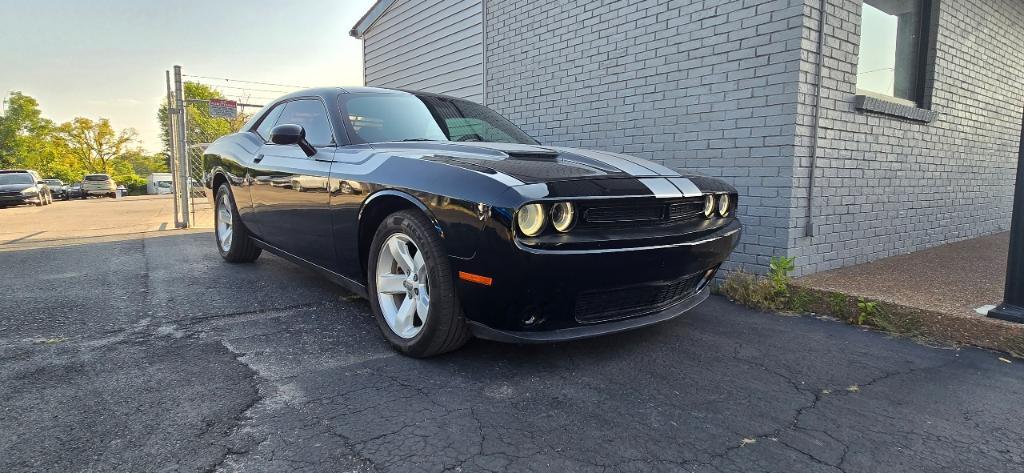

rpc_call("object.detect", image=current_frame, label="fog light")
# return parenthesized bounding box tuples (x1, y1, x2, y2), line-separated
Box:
(717, 194, 731, 217)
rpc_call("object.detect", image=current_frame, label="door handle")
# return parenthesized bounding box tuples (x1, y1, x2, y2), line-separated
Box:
(253, 154, 264, 163)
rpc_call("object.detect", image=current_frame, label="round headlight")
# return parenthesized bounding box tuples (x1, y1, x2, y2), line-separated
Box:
(517, 203, 547, 236)
(718, 194, 731, 217)
(702, 194, 715, 218)
(550, 202, 575, 232)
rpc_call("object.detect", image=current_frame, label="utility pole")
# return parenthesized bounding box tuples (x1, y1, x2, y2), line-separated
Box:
(173, 65, 191, 228)
(166, 70, 182, 228)
(988, 109, 1024, 324)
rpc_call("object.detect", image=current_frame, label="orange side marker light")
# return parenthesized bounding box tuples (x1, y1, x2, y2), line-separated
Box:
(458, 271, 493, 286)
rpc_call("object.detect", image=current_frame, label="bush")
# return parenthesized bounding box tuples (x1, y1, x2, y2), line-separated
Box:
(112, 174, 147, 195)
(719, 256, 797, 312)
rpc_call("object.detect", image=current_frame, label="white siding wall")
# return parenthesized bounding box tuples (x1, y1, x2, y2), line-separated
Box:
(362, 0, 484, 103)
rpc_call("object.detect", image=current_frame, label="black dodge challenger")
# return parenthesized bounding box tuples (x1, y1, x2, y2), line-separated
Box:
(204, 87, 741, 357)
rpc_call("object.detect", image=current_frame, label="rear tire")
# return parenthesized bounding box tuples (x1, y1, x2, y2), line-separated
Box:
(215, 184, 262, 263)
(367, 210, 471, 357)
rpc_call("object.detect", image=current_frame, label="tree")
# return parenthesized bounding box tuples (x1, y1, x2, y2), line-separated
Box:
(121, 149, 170, 176)
(0, 92, 52, 169)
(157, 82, 251, 154)
(56, 117, 137, 174)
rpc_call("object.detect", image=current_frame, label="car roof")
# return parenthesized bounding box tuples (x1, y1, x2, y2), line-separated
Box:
(0, 169, 33, 174)
(268, 86, 438, 104)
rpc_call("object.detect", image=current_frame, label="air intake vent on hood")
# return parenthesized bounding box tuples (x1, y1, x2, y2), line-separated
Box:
(505, 150, 559, 160)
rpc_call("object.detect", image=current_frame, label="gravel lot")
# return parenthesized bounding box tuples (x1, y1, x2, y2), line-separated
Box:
(1, 198, 1022, 472)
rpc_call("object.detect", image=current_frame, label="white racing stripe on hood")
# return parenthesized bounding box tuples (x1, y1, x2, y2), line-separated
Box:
(550, 147, 656, 176)
(600, 151, 681, 177)
(639, 178, 683, 198)
(668, 177, 702, 197)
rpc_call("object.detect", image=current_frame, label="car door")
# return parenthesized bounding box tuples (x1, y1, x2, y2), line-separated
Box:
(248, 98, 337, 267)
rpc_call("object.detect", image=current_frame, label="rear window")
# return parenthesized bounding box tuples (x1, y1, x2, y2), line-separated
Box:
(85, 174, 110, 181)
(0, 173, 34, 185)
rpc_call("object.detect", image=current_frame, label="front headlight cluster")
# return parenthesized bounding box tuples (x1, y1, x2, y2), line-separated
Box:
(702, 193, 734, 218)
(516, 202, 576, 236)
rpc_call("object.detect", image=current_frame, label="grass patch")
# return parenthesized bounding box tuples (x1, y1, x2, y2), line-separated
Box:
(719, 258, 924, 338)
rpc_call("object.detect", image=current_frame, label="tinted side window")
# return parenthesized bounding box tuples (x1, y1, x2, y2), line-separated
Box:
(255, 104, 285, 141)
(276, 100, 334, 146)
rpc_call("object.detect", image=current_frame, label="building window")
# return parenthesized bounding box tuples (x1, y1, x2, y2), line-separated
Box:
(855, 0, 931, 105)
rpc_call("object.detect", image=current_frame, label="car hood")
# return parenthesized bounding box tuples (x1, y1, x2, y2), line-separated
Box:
(0, 184, 33, 192)
(368, 141, 705, 184)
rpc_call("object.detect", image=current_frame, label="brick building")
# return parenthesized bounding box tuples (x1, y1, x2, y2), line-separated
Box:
(351, 0, 1024, 275)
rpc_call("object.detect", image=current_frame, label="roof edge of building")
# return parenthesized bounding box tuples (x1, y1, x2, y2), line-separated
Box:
(350, 0, 398, 38)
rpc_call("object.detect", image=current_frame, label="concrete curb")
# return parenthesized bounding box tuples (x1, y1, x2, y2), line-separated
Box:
(789, 283, 1024, 358)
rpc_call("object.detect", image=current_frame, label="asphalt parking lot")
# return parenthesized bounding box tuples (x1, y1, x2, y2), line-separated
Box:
(1, 199, 1023, 472)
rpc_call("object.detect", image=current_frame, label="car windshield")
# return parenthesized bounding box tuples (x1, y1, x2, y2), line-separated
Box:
(0, 173, 34, 185)
(85, 174, 110, 181)
(342, 94, 538, 145)
(44, 179, 63, 186)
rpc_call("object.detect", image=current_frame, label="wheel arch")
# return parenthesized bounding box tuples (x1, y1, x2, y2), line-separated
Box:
(357, 190, 445, 278)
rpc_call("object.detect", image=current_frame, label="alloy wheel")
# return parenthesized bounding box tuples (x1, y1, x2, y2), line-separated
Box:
(375, 233, 430, 339)
(216, 192, 233, 252)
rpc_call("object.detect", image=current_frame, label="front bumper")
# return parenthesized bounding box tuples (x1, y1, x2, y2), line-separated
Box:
(0, 194, 35, 205)
(452, 219, 741, 341)
(469, 286, 711, 342)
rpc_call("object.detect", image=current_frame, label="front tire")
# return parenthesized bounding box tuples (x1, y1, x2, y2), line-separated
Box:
(367, 210, 470, 357)
(215, 184, 261, 263)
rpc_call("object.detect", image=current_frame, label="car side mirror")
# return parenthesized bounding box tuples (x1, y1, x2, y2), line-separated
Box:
(270, 124, 316, 157)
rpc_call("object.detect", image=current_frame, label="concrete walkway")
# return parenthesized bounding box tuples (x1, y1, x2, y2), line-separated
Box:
(796, 232, 1009, 319)
(793, 232, 1024, 355)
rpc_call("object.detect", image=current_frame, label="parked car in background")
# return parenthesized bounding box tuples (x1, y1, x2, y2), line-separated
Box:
(203, 87, 741, 357)
(82, 174, 116, 197)
(66, 182, 86, 200)
(0, 170, 52, 207)
(44, 179, 67, 200)
(116, 185, 128, 197)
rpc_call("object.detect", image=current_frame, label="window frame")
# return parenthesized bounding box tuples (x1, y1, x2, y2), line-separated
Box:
(854, 0, 937, 108)
(250, 96, 340, 148)
(272, 98, 337, 148)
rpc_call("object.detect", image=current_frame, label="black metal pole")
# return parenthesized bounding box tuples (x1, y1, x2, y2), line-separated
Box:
(988, 109, 1024, 323)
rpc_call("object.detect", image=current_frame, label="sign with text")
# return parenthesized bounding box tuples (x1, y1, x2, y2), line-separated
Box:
(208, 99, 237, 119)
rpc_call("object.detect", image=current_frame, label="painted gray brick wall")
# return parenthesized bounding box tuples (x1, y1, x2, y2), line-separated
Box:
(485, 0, 808, 272)
(790, 0, 1024, 275)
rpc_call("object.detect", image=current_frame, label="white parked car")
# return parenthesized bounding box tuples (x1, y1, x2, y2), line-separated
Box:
(82, 174, 116, 198)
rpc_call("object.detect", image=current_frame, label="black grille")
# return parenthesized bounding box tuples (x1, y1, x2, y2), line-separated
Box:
(584, 205, 663, 223)
(582, 197, 706, 226)
(0, 191, 20, 197)
(668, 200, 704, 220)
(574, 272, 705, 323)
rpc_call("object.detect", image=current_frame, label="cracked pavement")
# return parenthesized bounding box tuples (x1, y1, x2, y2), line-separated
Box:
(1, 229, 1023, 472)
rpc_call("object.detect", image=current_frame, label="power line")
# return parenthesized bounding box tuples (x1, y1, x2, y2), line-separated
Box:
(182, 74, 309, 89)
(186, 81, 296, 95)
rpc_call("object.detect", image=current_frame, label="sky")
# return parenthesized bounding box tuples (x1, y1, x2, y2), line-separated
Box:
(0, 0, 377, 153)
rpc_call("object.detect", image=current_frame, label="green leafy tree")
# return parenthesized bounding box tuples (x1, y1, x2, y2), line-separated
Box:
(55, 117, 137, 174)
(0, 92, 53, 169)
(121, 149, 170, 176)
